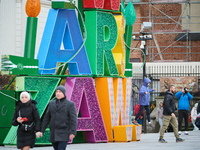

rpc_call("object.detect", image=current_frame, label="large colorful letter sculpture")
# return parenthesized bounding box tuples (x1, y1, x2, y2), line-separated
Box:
(65, 77, 108, 142)
(113, 78, 125, 125)
(112, 14, 125, 76)
(82, 0, 120, 11)
(95, 77, 132, 141)
(122, 78, 132, 125)
(85, 11, 119, 76)
(37, 9, 91, 75)
(0, 0, 139, 146)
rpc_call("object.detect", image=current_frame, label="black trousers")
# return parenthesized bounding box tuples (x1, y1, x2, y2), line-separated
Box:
(135, 105, 151, 122)
(52, 141, 68, 150)
(178, 110, 189, 131)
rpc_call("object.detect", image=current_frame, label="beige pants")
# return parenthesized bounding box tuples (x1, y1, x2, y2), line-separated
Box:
(159, 115, 179, 139)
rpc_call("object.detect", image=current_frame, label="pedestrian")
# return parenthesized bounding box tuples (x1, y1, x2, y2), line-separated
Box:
(156, 102, 164, 132)
(175, 87, 193, 135)
(197, 100, 200, 114)
(40, 85, 77, 150)
(191, 103, 199, 131)
(158, 85, 185, 143)
(133, 78, 156, 126)
(12, 91, 41, 150)
(134, 104, 144, 126)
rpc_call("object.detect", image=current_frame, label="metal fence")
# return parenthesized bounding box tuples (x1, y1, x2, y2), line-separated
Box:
(131, 72, 200, 115)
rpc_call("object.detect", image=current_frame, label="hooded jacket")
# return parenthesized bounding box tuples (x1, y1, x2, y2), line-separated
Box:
(139, 78, 154, 105)
(163, 90, 176, 115)
(175, 91, 193, 111)
(156, 102, 163, 120)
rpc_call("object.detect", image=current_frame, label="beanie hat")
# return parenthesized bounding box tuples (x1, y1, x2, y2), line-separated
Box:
(194, 103, 198, 108)
(20, 91, 30, 101)
(55, 85, 66, 96)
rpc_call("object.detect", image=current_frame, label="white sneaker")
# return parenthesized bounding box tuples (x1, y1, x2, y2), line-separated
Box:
(184, 131, 189, 135)
(193, 127, 199, 131)
(178, 131, 181, 135)
(148, 122, 155, 128)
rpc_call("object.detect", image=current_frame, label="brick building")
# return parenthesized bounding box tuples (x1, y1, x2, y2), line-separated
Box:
(129, 0, 200, 62)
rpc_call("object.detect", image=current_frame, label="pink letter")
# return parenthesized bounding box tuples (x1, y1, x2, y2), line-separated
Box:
(65, 77, 108, 142)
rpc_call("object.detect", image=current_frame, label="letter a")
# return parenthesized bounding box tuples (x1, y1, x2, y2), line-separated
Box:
(37, 9, 91, 75)
(65, 77, 108, 142)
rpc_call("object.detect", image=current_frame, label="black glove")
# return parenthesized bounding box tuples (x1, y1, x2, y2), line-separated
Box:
(184, 87, 188, 94)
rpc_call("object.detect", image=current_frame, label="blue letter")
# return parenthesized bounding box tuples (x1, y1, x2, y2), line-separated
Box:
(37, 9, 91, 75)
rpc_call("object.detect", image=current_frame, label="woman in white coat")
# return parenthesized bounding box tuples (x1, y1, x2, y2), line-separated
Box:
(191, 103, 199, 131)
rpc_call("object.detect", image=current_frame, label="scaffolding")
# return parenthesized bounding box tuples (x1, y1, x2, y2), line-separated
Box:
(127, 0, 200, 62)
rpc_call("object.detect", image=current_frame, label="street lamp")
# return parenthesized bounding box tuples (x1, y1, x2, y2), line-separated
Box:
(133, 22, 153, 133)
(133, 22, 153, 79)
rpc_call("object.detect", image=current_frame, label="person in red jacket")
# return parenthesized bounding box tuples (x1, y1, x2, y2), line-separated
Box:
(134, 104, 144, 126)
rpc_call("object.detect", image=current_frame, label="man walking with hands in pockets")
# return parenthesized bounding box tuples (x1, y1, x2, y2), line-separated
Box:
(159, 85, 185, 143)
(40, 85, 77, 150)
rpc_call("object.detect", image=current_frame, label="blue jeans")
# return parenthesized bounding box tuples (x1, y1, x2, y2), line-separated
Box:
(158, 118, 163, 132)
(52, 141, 68, 150)
(135, 105, 151, 122)
(137, 118, 143, 127)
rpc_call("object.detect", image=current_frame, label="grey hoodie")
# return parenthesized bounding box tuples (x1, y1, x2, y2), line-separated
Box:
(156, 102, 163, 120)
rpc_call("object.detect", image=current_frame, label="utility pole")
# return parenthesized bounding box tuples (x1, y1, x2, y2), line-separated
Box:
(133, 27, 152, 133)
(133, 33, 152, 80)
(142, 32, 147, 133)
(142, 32, 147, 80)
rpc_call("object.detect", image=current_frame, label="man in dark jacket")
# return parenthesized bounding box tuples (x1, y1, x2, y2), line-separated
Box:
(41, 85, 77, 150)
(197, 100, 200, 114)
(159, 85, 185, 143)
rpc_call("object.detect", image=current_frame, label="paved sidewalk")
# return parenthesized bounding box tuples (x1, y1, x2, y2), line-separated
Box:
(1, 131, 199, 150)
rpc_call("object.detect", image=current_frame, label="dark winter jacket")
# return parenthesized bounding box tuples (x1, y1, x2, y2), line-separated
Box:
(163, 90, 176, 115)
(175, 91, 193, 111)
(197, 100, 200, 114)
(139, 78, 154, 105)
(41, 97, 77, 143)
(12, 100, 41, 148)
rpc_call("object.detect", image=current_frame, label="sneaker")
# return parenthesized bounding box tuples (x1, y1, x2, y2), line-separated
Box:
(158, 139, 167, 143)
(176, 138, 185, 143)
(178, 131, 181, 135)
(184, 131, 189, 135)
(132, 120, 139, 125)
(148, 122, 155, 128)
(193, 127, 199, 131)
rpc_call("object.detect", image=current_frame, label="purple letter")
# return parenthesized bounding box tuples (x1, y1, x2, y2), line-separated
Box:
(65, 77, 108, 142)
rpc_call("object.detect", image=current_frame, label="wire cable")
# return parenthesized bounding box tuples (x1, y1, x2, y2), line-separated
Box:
(123, 29, 146, 73)
(0, 91, 18, 101)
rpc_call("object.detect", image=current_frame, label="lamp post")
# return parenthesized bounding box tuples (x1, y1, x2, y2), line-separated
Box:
(133, 23, 152, 133)
(133, 33, 152, 79)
